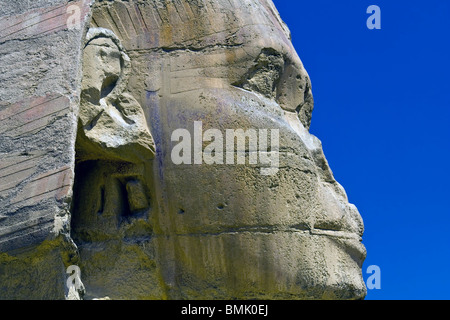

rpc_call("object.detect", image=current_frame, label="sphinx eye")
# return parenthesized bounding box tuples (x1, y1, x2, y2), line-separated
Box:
(233, 48, 284, 98)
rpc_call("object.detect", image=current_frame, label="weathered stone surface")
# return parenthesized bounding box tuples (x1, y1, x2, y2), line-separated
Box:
(0, 0, 92, 299)
(76, 27, 155, 163)
(0, 0, 366, 300)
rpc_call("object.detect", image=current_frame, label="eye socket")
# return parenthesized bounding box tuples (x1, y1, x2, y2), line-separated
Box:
(232, 48, 284, 98)
(232, 47, 314, 129)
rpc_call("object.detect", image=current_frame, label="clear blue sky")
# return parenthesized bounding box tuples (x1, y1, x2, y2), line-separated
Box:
(273, 0, 450, 300)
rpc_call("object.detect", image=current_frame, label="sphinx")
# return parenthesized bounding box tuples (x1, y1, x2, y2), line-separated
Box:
(0, 0, 366, 300)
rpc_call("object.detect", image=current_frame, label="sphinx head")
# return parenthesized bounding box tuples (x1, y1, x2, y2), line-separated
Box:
(72, 0, 366, 300)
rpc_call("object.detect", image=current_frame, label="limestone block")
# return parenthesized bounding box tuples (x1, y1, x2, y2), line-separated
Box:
(0, 0, 92, 299)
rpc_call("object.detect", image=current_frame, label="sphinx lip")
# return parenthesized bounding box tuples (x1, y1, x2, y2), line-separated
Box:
(163, 224, 367, 263)
(308, 228, 363, 242)
(167, 225, 366, 260)
(171, 225, 363, 242)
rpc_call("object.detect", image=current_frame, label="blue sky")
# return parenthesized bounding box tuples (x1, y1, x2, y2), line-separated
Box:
(273, 0, 450, 300)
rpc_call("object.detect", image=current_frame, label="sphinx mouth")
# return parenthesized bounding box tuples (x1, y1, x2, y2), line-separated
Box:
(165, 224, 366, 264)
(169, 223, 361, 239)
(169, 224, 363, 247)
(308, 228, 362, 241)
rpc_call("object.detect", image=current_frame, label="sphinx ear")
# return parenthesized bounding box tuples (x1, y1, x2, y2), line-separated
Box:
(78, 28, 155, 163)
(84, 28, 132, 105)
(104, 49, 131, 105)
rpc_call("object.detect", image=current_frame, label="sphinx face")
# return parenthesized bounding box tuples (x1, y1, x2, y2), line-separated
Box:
(73, 0, 366, 300)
